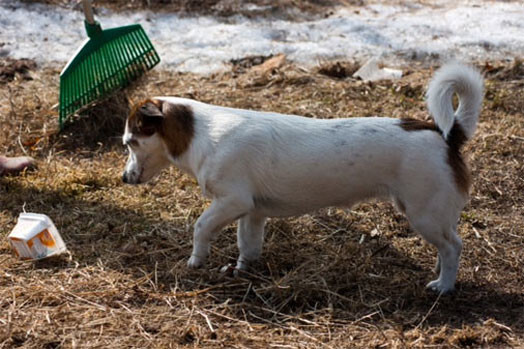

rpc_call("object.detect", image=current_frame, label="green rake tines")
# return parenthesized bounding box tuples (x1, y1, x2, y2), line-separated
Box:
(59, 0, 160, 129)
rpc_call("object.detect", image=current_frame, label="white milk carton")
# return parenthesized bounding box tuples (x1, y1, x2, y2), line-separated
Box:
(7, 213, 67, 260)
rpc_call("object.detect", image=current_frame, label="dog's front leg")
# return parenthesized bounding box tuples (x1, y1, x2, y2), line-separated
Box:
(188, 197, 252, 268)
(236, 214, 267, 270)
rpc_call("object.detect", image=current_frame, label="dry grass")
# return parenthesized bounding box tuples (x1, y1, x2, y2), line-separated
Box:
(0, 57, 523, 348)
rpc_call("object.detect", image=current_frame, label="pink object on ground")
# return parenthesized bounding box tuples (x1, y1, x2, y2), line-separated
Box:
(0, 156, 35, 176)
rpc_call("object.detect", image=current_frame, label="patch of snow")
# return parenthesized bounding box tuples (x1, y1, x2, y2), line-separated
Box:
(1, 0, 523, 73)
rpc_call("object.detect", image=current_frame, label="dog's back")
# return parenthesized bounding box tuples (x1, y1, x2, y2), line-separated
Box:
(161, 64, 483, 221)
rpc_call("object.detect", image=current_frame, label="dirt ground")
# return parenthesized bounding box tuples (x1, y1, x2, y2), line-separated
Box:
(0, 52, 523, 348)
(19, 0, 345, 19)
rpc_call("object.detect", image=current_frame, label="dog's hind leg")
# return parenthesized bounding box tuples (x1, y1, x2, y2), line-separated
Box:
(188, 196, 253, 268)
(426, 228, 461, 294)
(236, 213, 267, 271)
(434, 253, 441, 274)
(408, 212, 462, 294)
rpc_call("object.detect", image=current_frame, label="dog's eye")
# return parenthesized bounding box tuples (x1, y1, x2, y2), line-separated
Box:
(128, 139, 140, 148)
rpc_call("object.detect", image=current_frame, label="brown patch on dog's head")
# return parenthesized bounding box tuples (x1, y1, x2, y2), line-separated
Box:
(157, 102, 195, 158)
(127, 99, 164, 136)
(399, 118, 471, 195)
(128, 99, 195, 157)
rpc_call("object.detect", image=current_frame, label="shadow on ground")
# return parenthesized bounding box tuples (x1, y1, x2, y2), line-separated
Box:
(2, 178, 522, 338)
(47, 92, 131, 156)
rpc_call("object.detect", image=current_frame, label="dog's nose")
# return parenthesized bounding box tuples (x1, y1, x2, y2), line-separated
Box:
(122, 172, 129, 183)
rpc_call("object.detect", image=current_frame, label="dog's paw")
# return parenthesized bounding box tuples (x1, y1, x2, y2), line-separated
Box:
(187, 255, 205, 269)
(426, 279, 454, 294)
(235, 259, 250, 272)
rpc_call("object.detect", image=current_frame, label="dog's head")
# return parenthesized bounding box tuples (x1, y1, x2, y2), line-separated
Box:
(122, 99, 194, 184)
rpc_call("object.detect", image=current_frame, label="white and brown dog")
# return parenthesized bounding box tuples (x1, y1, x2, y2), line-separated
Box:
(122, 63, 483, 294)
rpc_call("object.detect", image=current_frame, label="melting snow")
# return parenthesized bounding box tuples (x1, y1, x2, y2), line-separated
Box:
(1, 0, 523, 73)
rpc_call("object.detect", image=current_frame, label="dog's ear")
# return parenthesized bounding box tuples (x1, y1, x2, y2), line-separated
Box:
(137, 100, 164, 136)
(140, 101, 163, 119)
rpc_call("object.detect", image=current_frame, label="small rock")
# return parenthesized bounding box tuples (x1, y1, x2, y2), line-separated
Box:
(353, 57, 402, 82)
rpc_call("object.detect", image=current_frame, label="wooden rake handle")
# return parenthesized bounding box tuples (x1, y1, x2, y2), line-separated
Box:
(82, 0, 96, 24)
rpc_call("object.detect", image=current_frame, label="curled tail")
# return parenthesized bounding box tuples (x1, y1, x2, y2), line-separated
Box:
(426, 63, 484, 143)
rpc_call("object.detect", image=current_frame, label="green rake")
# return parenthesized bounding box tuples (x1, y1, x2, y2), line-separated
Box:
(59, 0, 160, 128)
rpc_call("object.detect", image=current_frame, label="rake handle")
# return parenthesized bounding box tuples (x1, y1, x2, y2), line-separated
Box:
(82, 0, 95, 24)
